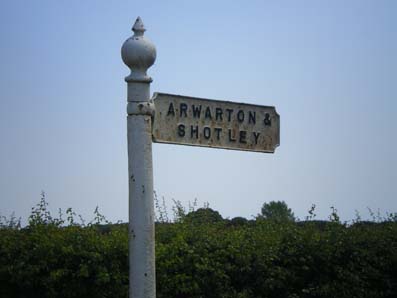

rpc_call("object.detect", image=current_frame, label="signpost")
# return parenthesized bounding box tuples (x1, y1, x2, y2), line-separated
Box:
(122, 17, 280, 298)
(152, 92, 280, 153)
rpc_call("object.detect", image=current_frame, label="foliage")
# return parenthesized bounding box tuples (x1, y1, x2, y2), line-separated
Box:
(0, 194, 128, 298)
(0, 212, 21, 229)
(259, 200, 295, 222)
(1, 196, 397, 297)
(184, 207, 223, 224)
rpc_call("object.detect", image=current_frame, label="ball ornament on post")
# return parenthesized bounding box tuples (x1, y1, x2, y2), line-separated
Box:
(121, 17, 157, 83)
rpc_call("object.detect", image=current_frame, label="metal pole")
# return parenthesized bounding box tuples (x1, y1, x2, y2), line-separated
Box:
(121, 17, 157, 298)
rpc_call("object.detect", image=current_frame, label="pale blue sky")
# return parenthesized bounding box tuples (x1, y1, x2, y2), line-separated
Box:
(0, 0, 396, 224)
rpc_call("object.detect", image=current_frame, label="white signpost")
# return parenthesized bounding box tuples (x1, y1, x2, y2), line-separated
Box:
(121, 17, 280, 298)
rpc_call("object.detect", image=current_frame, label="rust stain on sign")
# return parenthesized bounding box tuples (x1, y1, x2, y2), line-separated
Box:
(151, 92, 280, 153)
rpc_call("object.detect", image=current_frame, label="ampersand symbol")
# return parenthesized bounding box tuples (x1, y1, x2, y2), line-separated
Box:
(264, 113, 271, 126)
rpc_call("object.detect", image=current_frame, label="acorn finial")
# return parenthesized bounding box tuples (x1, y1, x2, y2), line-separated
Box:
(132, 17, 146, 35)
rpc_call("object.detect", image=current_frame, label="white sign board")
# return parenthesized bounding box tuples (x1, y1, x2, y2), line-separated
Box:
(152, 93, 280, 153)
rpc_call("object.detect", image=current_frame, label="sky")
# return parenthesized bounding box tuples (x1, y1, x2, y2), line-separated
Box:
(0, 0, 396, 225)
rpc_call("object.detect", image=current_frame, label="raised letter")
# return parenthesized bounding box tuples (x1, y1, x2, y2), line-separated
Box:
(205, 107, 212, 119)
(215, 108, 223, 121)
(167, 102, 175, 116)
(178, 124, 185, 137)
(191, 126, 199, 139)
(228, 129, 236, 142)
(203, 127, 211, 139)
(239, 131, 247, 144)
(264, 113, 271, 126)
(253, 132, 260, 145)
(249, 111, 256, 124)
(214, 128, 222, 140)
(180, 103, 188, 117)
(237, 110, 245, 123)
(226, 109, 233, 122)
(192, 105, 202, 118)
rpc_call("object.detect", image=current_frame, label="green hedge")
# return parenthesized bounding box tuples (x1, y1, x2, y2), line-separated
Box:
(1, 208, 397, 297)
(0, 224, 128, 298)
(156, 220, 397, 298)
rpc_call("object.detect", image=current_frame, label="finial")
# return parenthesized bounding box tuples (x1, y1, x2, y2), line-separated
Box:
(132, 17, 146, 36)
(121, 17, 157, 83)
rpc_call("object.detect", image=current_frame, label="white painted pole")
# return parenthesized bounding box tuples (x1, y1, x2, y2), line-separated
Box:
(121, 17, 157, 298)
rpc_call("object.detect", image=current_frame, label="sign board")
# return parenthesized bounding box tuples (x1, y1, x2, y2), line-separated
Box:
(152, 93, 280, 153)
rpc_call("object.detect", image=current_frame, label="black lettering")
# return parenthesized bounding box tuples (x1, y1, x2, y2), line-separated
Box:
(180, 103, 188, 117)
(191, 126, 199, 139)
(177, 124, 185, 137)
(215, 108, 223, 121)
(264, 113, 271, 126)
(192, 105, 202, 118)
(237, 110, 245, 123)
(203, 127, 211, 139)
(167, 102, 175, 116)
(226, 109, 233, 122)
(228, 129, 236, 142)
(239, 131, 247, 143)
(249, 111, 256, 124)
(205, 107, 212, 119)
(253, 132, 260, 145)
(214, 128, 222, 140)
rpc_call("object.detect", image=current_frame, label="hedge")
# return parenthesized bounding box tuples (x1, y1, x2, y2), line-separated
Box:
(1, 203, 396, 297)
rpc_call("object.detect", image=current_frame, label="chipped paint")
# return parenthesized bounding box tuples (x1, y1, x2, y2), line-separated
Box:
(152, 92, 280, 153)
(122, 16, 156, 298)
